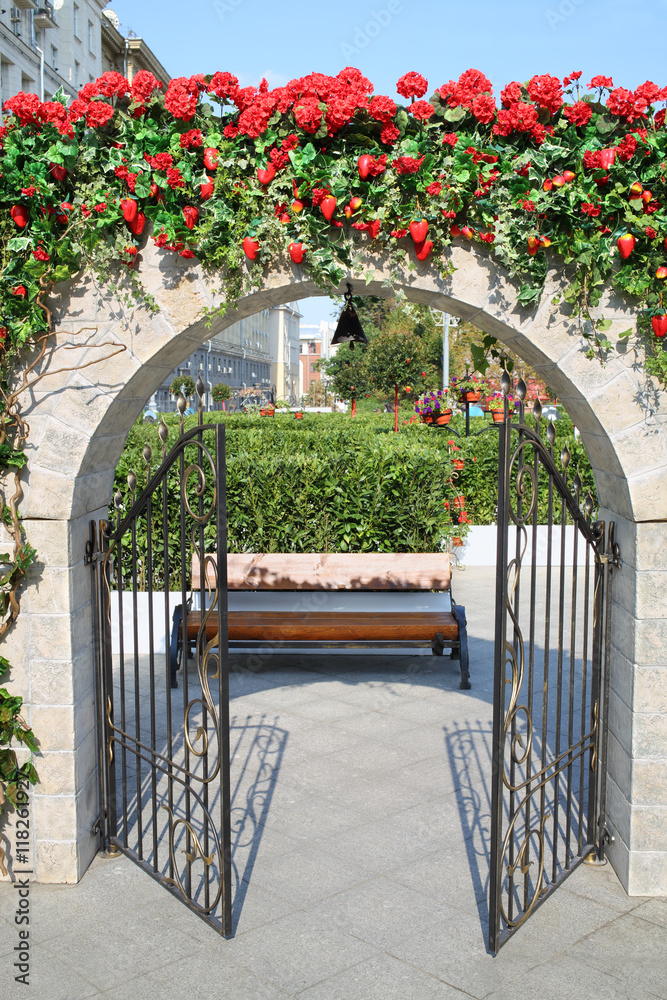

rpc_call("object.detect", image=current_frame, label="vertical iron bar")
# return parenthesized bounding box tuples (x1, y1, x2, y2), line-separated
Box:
(489, 410, 510, 955)
(99, 520, 118, 850)
(117, 531, 128, 847)
(566, 514, 579, 865)
(162, 470, 175, 880)
(90, 522, 107, 851)
(597, 524, 614, 859)
(179, 439, 191, 898)
(146, 479, 159, 872)
(588, 522, 606, 857)
(217, 422, 232, 936)
(131, 512, 143, 859)
(552, 492, 567, 882)
(197, 418, 210, 913)
(578, 538, 591, 855)
(523, 429, 539, 910)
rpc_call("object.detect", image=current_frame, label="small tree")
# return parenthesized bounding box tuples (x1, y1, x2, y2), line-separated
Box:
(366, 329, 437, 431)
(318, 347, 370, 416)
(211, 382, 232, 407)
(170, 375, 196, 399)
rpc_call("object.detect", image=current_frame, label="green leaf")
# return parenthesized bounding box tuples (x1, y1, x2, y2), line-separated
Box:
(444, 107, 466, 123)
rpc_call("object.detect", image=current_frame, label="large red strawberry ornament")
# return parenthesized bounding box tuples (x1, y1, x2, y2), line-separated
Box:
(182, 206, 199, 230)
(243, 236, 259, 260)
(617, 233, 635, 259)
(289, 242, 305, 264)
(320, 196, 337, 222)
(367, 220, 381, 240)
(415, 240, 433, 261)
(599, 147, 617, 170)
(652, 314, 667, 338)
(121, 198, 138, 223)
(200, 175, 214, 200)
(127, 212, 146, 236)
(10, 205, 28, 228)
(257, 163, 276, 186)
(49, 162, 67, 181)
(409, 219, 428, 243)
(203, 147, 219, 170)
(358, 155, 373, 180)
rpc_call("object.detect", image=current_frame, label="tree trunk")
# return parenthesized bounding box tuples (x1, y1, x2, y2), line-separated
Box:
(351, 396, 356, 418)
(394, 384, 398, 432)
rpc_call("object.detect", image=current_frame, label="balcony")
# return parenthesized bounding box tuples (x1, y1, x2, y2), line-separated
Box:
(13, 0, 37, 9)
(33, 3, 57, 28)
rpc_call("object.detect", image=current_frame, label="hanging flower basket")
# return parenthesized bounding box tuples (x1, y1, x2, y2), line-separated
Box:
(460, 390, 481, 404)
(491, 410, 506, 423)
(294, 411, 304, 420)
(420, 414, 434, 424)
(259, 407, 275, 417)
(452, 495, 466, 510)
(452, 537, 464, 548)
(435, 408, 453, 425)
(453, 458, 465, 471)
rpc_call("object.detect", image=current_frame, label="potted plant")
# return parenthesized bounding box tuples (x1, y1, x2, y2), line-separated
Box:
(451, 373, 484, 404)
(487, 392, 515, 422)
(259, 404, 276, 417)
(415, 390, 453, 426)
(294, 410, 304, 420)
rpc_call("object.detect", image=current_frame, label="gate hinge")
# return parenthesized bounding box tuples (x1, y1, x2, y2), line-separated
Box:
(84, 540, 106, 566)
(600, 543, 622, 570)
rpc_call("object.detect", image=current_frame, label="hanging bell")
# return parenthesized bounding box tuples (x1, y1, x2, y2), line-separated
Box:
(331, 283, 369, 351)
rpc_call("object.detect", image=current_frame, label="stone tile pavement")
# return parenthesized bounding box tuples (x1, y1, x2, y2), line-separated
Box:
(1, 568, 665, 1000)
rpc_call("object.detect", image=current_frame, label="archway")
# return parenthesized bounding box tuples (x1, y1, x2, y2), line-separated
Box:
(9, 235, 663, 906)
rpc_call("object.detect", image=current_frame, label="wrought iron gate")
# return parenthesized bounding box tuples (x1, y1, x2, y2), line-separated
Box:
(88, 399, 232, 935)
(489, 375, 619, 953)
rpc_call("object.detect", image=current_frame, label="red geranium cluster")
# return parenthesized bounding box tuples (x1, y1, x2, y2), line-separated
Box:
(396, 72, 428, 99)
(493, 102, 542, 141)
(410, 100, 435, 121)
(368, 95, 397, 122)
(164, 76, 203, 121)
(526, 74, 563, 116)
(564, 101, 592, 127)
(391, 155, 424, 174)
(439, 69, 493, 110)
(179, 129, 203, 148)
(131, 71, 162, 104)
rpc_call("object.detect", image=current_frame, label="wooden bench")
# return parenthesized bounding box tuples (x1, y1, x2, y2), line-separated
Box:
(169, 553, 470, 689)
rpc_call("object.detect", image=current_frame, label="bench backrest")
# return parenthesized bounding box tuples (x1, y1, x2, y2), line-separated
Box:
(191, 553, 451, 591)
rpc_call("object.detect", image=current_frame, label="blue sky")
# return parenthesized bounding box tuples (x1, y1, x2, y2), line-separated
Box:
(109, 0, 667, 326)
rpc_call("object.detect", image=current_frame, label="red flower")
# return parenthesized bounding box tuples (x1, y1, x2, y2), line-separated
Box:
(207, 71, 239, 100)
(564, 101, 592, 127)
(223, 123, 239, 138)
(527, 74, 563, 116)
(311, 187, 330, 207)
(500, 82, 522, 107)
(410, 100, 435, 120)
(521, 200, 536, 211)
(645, 226, 658, 239)
(617, 134, 638, 162)
(166, 167, 185, 189)
(607, 87, 648, 123)
(391, 228, 408, 238)
(588, 76, 613, 90)
(93, 203, 107, 212)
(21, 186, 36, 197)
(180, 249, 195, 259)
(368, 95, 397, 122)
(493, 101, 539, 137)
(85, 101, 115, 128)
(442, 133, 458, 147)
(563, 71, 582, 86)
(33, 246, 50, 261)
(179, 129, 203, 148)
(582, 150, 602, 171)
(634, 81, 664, 105)
(426, 181, 442, 196)
(145, 151, 174, 171)
(3, 91, 41, 124)
(581, 202, 601, 216)
(380, 123, 400, 145)
(439, 69, 493, 110)
(471, 92, 496, 124)
(293, 97, 323, 133)
(396, 72, 428, 99)
(130, 71, 162, 103)
(392, 155, 424, 175)
(96, 71, 129, 98)
(479, 232, 495, 243)
(164, 77, 199, 121)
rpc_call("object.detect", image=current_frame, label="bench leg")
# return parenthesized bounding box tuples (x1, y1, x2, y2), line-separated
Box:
(170, 605, 183, 689)
(431, 632, 445, 656)
(452, 604, 471, 689)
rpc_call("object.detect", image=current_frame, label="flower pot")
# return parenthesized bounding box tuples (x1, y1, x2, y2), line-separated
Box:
(453, 458, 465, 471)
(491, 410, 506, 423)
(452, 495, 466, 510)
(259, 408, 275, 417)
(460, 390, 481, 403)
(452, 537, 464, 547)
(435, 409, 453, 426)
(421, 414, 434, 424)
(294, 412, 304, 420)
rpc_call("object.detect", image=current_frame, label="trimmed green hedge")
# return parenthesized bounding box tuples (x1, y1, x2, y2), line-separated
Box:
(112, 410, 596, 588)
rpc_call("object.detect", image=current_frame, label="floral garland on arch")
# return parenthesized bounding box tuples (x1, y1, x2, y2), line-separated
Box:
(0, 63, 666, 826)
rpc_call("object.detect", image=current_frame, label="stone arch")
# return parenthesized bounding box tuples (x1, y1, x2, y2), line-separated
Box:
(11, 240, 667, 894)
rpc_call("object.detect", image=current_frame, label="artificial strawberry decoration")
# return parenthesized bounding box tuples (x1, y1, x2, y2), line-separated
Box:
(288, 242, 305, 264)
(367, 220, 381, 239)
(182, 205, 199, 230)
(451, 223, 462, 237)
(599, 147, 617, 170)
(49, 162, 67, 181)
(415, 240, 433, 261)
(358, 155, 373, 180)
(542, 178, 553, 191)
(11, 285, 27, 297)
(120, 198, 138, 223)
(10, 205, 28, 228)
(243, 236, 259, 260)
(55, 201, 73, 224)
(127, 212, 146, 236)
(652, 315, 667, 338)
(656, 266, 667, 280)
(200, 175, 214, 200)
(642, 190, 652, 205)
(563, 170, 576, 182)
(617, 233, 635, 259)
(629, 182, 643, 199)
(344, 205, 352, 219)
(460, 225, 474, 239)
(150, 182, 160, 199)
(409, 219, 428, 243)
(292, 199, 304, 213)
(349, 196, 362, 211)
(257, 163, 276, 185)
(552, 175, 565, 188)
(320, 196, 337, 221)
(203, 147, 219, 170)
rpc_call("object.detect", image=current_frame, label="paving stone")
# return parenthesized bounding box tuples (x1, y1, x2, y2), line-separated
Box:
(386, 845, 488, 915)
(568, 913, 667, 999)
(482, 952, 659, 1000)
(221, 910, 379, 994)
(633, 897, 667, 928)
(294, 952, 470, 999)
(242, 844, 371, 907)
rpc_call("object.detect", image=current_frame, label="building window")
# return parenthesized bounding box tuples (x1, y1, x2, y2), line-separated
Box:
(309, 342, 317, 354)
(88, 20, 94, 53)
(74, 61, 80, 88)
(50, 45, 58, 70)
(73, 4, 79, 38)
